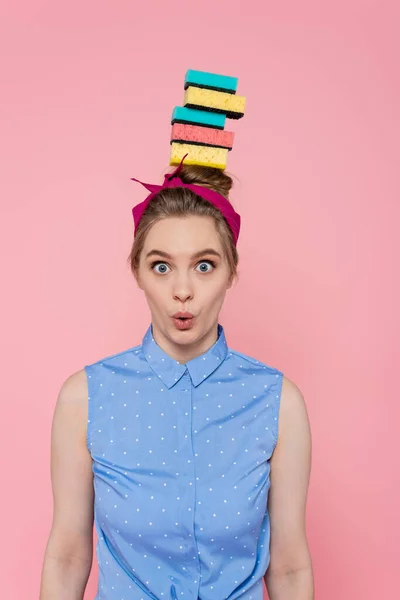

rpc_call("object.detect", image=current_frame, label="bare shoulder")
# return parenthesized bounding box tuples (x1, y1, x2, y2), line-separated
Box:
(53, 368, 89, 444)
(272, 374, 312, 459)
(58, 368, 88, 405)
(279, 375, 311, 434)
(281, 375, 305, 404)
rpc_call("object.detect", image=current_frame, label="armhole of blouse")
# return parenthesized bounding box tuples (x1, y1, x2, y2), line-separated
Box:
(84, 364, 94, 453)
(271, 371, 284, 452)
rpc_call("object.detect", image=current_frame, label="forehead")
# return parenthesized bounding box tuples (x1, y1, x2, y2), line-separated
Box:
(143, 216, 222, 254)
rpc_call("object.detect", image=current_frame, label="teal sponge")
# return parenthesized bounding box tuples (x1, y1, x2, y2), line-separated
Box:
(171, 106, 226, 130)
(184, 69, 238, 94)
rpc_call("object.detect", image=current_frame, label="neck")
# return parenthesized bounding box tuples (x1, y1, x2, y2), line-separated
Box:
(151, 323, 219, 364)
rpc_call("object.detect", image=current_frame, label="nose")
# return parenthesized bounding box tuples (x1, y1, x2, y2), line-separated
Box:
(170, 584, 178, 599)
(172, 273, 194, 303)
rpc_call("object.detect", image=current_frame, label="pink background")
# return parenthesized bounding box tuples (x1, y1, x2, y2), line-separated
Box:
(1, 1, 398, 598)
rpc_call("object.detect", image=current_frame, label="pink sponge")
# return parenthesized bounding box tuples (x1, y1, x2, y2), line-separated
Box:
(171, 123, 234, 150)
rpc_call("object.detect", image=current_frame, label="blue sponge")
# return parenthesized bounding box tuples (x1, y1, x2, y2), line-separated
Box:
(171, 106, 226, 130)
(184, 69, 238, 94)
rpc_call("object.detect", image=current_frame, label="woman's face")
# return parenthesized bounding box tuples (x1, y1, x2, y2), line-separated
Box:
(136, 215, 233, 361)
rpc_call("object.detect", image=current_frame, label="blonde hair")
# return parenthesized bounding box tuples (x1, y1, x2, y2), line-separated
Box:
(127, 164, 239, 278)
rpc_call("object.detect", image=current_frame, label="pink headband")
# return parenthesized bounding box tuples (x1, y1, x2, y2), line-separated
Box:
(130, 154, 241, 245)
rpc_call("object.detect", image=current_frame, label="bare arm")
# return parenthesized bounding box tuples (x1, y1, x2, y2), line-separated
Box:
(264, 376, 314, 600)
(40, 369, 94, 600)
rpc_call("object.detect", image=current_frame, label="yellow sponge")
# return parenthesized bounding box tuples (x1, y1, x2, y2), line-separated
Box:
(184, 86, 246, 119)
(170, 142, 228, 170)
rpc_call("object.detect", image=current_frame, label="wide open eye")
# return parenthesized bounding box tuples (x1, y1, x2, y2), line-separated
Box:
(196, 261, 216, 273)
(151, 262, 170, 274)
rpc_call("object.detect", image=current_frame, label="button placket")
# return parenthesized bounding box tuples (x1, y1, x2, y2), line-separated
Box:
(175, 369, 202, 598)
(182, 368, 192, 555)
(175, 370, 192, 555)
(187, 373, 202, 598)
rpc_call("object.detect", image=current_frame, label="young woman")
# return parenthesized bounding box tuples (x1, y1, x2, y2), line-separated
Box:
(40, 160, 314, 600)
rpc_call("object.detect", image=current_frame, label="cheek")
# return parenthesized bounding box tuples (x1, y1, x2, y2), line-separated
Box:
(145, 279, 174, 312)
(201, 278, 229, 304)
(143, 283, 165, 306)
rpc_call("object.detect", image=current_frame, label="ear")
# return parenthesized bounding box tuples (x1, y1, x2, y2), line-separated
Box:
(227, 271, 237, 290)
(134, 269, 143, 290)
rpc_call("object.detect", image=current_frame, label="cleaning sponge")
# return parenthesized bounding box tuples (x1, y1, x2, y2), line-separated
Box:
(171, 106, 226, 129)
(170, 142, 228, 170)
(184, 69, 238, 94)
(171, 123, 234, 150)
(184, 86, 246, 119)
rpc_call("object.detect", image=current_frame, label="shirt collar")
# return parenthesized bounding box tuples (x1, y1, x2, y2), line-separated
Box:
(141, 323, 228, 389)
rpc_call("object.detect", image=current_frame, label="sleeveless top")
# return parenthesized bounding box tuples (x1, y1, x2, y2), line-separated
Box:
(85, 324, 283, 600)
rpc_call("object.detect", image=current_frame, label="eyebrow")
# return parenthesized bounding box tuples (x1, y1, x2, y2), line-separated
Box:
(145, 248, 222, 260)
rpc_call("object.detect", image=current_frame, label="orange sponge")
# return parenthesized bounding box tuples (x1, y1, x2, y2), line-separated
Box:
(171, 123, 234, 150)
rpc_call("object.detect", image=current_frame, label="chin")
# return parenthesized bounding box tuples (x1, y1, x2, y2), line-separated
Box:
(168, 326, 198, 343)
(166, 320, 202, 344)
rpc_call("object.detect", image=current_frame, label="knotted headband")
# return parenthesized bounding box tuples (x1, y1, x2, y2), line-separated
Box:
(130, 153, 241, 245)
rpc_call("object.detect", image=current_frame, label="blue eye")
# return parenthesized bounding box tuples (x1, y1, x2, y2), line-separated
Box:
(196, 261, 215, 273)
(152, 262, 170, 274)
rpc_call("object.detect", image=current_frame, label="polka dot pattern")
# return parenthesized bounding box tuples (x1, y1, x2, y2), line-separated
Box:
(85, 324, 284, 600)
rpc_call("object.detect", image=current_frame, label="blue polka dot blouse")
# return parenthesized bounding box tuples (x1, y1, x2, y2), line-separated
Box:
(84, 323, 283, 600)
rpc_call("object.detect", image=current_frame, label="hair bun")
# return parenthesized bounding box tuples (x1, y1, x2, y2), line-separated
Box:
(176, 164, 233, 199)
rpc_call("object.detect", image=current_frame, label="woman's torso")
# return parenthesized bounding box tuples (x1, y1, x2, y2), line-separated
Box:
(84, 324, 283, 600)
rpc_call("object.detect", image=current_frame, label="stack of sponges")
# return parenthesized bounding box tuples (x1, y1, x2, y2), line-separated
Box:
(170, 69, 246, 170)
